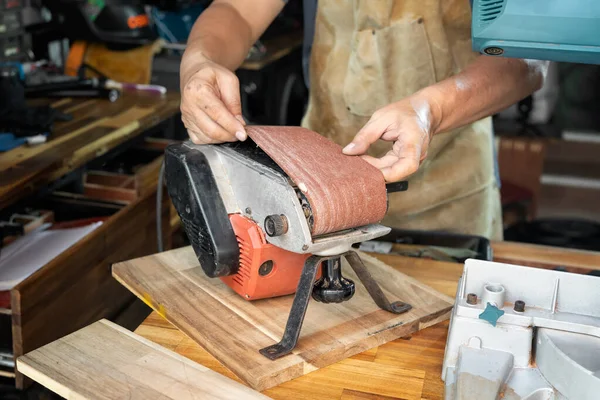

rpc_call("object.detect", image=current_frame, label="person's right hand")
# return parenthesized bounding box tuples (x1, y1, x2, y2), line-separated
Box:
(181, 59, 247, 144)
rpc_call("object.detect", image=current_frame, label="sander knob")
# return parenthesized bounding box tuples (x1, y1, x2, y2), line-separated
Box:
(312, 258, 355, 304)
(264, 214, 289, 237)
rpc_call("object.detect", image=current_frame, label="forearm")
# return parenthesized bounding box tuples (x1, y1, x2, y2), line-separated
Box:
(181, 3, 253, 88)
(424, 56, 549, 135)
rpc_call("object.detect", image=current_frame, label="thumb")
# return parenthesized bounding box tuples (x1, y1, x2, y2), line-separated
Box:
(342, 117, 386, 156)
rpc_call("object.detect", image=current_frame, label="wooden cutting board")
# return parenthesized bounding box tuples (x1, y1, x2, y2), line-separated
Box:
(112, 248, 453, 391)
(17, 319, 270, 399)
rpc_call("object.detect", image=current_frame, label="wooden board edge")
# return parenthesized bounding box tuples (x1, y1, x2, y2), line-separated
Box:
(0, 370, 15, 378)
(112, 268, 303, 391)
(359, 252, 455, 305)
(112, 267, 166, 320)
(417, 306, 453, 331)
(492, 241, 600, 270)
(18, 319, 272, 400)
(16, 358, 80, 400)
(253, 305, 453, 391)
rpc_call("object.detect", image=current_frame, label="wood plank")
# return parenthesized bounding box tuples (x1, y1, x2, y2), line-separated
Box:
(492, 240, 600, 273)
(83, 183, 137, 203)
(17, 319, 270, 400)
(113, 249, 453, 391)
(131, 243, 600, 399)
(131, 254, 463, 400)
(85, 171, 135, 188)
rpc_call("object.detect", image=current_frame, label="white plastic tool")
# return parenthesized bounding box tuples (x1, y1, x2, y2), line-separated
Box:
(442, 259, 600, 400)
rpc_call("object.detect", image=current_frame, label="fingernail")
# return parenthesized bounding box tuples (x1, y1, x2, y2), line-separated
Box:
(235, 115, 247, 126)
(342, 143, 356, 153)
(235, 130, 247, 141)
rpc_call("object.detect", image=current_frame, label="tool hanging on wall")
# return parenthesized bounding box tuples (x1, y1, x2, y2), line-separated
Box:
(164, 126, 411, 359)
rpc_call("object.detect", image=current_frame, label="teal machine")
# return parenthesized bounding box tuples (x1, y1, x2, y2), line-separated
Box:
(472, 0, 600, 64)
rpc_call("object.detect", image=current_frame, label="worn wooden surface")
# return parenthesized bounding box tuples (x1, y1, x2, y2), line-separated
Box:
(113, 249, 454, 392)
(132, 241, 599, 399)
(17, 319, 269, 400)
(0, 93, 180, 210)
(493, 240, 600, 273)
(11, 189, 171, 389)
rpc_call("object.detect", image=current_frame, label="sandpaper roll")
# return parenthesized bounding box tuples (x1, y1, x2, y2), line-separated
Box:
(246, 126, 388, 236)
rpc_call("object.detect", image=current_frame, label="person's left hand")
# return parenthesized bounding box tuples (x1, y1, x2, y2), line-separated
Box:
(342, 96, 438, 182)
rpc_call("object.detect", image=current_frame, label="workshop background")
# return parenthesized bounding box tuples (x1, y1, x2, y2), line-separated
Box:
(0, 0, 599, 398)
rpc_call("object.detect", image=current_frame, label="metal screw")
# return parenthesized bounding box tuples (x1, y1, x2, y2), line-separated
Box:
(267, 348, 277, 354)
(514, 300, 525, 312)
(259, 260, 274, 276)
(467, 293, 478, 305)
(484, 46, 504, 56)
(245, 207, 252, 215)
(302, 245, 309, 251)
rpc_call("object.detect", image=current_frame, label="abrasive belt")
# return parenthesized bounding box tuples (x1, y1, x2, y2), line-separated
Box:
(246, 126, 388, 236)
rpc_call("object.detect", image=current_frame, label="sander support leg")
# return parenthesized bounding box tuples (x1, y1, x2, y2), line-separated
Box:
(259, 251, 412, 360)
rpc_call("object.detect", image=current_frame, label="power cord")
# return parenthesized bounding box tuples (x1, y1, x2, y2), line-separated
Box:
(157, 159, 165, 252)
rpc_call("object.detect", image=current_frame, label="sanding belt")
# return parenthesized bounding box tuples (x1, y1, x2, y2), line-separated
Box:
(246, 126, 388, 236)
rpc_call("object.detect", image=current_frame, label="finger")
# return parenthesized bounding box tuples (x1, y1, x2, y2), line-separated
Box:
(190, 127, 220, 145)
(201, 86, 246, 140)
(236, 114, 247, 126)
(380, 144, 422, 182)
(216, 72, 244, 123)
(342, 116, 390, 155)
(194, 110, 239, 143)
(360, 153, 398, 170)
(182, 115, 214, 145)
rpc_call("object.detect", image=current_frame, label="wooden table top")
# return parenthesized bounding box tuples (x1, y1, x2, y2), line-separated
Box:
(0, 92, 180, 210)
(134, 241, 600, 399)
(134, 253, 458, 400)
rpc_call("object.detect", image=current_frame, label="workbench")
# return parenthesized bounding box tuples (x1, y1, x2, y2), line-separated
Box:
(0, 93, 180, 210)
(0, 92, 181, 388)
(134, 241, 600, 400)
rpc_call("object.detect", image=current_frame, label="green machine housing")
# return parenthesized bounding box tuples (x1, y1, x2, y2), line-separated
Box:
(472, 0, 600, 65)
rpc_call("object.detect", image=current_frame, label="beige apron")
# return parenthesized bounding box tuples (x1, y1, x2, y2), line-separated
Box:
(301, 0, 503, 240)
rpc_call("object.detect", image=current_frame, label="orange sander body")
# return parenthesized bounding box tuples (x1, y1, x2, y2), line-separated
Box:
(222, 213, 316, 300)
(164, 126, 410, 359)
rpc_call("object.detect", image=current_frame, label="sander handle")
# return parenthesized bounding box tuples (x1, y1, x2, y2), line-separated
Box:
(385, 181, 409, 193)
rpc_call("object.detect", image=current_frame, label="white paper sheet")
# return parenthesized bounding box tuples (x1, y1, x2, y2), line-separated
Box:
(0, 222, 103, 291)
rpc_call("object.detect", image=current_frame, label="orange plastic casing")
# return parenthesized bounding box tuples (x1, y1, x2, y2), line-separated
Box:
(220, 214, 319, 301)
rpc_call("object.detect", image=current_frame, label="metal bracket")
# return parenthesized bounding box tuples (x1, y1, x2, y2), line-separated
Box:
(259, 251, 412, 360)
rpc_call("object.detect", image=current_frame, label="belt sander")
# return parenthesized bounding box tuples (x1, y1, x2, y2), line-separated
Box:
(164, 126, 410, 359)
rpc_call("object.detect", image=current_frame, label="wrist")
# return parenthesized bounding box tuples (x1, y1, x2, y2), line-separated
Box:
(180, 46, 213, 90)
(414, 85, 445, 136)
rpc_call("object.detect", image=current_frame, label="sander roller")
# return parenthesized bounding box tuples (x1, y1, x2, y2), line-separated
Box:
(164, 126, 410, 359)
